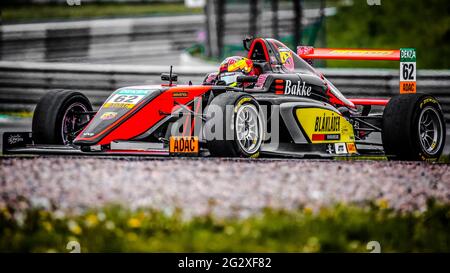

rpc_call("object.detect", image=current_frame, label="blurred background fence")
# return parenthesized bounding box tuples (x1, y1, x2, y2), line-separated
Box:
(0, 3, 329, 64)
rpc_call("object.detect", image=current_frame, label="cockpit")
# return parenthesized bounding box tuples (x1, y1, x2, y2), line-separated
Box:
(246, 38, 319, 76)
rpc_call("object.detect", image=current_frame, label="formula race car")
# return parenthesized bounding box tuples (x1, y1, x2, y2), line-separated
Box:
(3, 38, 446, 161)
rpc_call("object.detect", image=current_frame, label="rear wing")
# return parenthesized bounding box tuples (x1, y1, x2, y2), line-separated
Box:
(298, 47, 400, 61)
(297, 46, 416, 94)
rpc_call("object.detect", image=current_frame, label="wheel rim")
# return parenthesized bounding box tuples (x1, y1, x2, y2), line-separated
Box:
(418, 106, 443, 155)
(61, 102, 90, 145)
(235, 104, 263, 154)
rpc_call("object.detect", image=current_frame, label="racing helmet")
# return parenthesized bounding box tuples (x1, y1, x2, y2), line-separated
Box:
(218, 56, 255, 87)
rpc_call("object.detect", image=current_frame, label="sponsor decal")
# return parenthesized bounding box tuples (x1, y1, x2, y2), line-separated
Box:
(103, 90, 148, 109)
(400, 81, 416, 93)
(100, 112, 117, 120)
(314, 113, 340, 132)
(117, 89, 149, 95)
(400, 48, 416, 94)
(235, 97, 252, 111)
(326, 143, 335, 154)
(430, 141, 437, 150)
(173, 92, 188, 98)
(296, 108, 355, 144)
(400, 49, 416, 60)
(420, 98, 438, 108)
(169, 136, 199, 154)
(326, 134, 340, 140)
(284, 80, 312, 97)
(103, 93, 145, 108)
(279, 47, 294, 71)
(103, 102, 135, 109)
(8, 134, 24, 145)
(312, 134, 341, 141)
(334, 143, 347, 154)
(346, 143, 357, 154)
(255, 74, 269, 88)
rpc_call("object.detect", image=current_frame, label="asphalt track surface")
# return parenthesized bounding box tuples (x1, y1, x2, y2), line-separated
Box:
(1, 118, 450, 218)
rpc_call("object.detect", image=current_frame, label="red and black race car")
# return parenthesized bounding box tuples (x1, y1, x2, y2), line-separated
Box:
(3, 38, 446, 161)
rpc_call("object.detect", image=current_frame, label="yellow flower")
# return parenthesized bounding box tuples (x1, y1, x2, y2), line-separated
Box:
(127, 217, 142, 228)
(42, 221, 53, 232)
(303, 207, 313, 215)
(68, 220, 82, 235)
(376, 199, 389, 209)
(85, 214, 99, 227)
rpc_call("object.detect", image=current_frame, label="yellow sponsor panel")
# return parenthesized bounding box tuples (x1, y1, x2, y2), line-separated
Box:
(296, 108, 355, 144)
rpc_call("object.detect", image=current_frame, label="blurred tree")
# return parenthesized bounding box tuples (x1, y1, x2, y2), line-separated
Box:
(293, 0, 303, 47)
(326, 0, 450, 69)
(271, 0, 279, 39)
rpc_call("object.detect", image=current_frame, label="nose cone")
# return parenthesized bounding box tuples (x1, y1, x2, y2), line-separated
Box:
(73, 87, 162, 146)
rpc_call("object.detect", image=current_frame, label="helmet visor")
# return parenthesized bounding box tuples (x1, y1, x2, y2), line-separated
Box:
(219, 72, 244, 86)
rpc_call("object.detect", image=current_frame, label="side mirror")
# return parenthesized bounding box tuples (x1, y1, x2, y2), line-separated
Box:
(243, 36, 254, 51)
(161, 73, 178, 82)
(237, 75, 258, 83)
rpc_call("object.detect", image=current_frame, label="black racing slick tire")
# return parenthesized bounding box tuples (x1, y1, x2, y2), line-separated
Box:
(32, 90, 93, 145)
(203, 92, 265, 158)
(382, 93, 446, 161)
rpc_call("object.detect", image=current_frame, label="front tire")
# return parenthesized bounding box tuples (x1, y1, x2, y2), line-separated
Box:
(203, 92, 264, 157)
(32, 90, 93, 145)
(382, 93, 446, 161)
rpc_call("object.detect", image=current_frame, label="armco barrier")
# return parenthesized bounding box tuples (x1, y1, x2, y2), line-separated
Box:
(0, 61, 449, 124)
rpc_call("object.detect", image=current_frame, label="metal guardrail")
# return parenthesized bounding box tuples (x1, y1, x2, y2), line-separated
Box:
(0, 9, 323, 65)
(0, 61, 449, 123)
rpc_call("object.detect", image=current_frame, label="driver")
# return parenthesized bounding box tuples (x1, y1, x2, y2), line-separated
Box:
(217, 56, 256, 87)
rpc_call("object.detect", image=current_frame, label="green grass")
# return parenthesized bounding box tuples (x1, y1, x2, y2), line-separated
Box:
(2, 3, 203, 23)
(1, 201, 449, 252)
(0, 111, 33, 119)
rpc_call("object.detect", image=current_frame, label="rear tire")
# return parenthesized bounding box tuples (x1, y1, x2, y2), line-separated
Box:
(32, 90, 92, 145)
(382, 93, 445, 161)
(203, 92, 264, 157)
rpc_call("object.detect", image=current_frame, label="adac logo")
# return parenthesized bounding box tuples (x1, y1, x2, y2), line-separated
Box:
(100, 112, 118, 120)
(284, 80, 312, 97)
(314, 112, 340, 132)
(170, 136, 199, 154)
